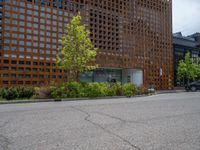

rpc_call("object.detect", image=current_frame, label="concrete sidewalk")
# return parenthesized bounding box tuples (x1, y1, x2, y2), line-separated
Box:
(156, 87, 186, 94)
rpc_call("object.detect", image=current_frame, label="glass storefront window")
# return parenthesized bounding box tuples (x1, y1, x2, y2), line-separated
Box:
(80, 71, 93, 82)
(80, 68, 122, 83)
(94, 68, 122, 82)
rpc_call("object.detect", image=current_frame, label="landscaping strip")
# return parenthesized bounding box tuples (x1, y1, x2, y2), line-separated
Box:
(0, 96, 143, 105)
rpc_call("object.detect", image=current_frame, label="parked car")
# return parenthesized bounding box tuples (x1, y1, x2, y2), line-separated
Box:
(185, 80, 200, 91)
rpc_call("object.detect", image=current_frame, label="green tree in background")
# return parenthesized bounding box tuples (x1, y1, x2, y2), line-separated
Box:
(177, 52, 198, 84)
(197, 57, 200, 78)
(56, 12, 98, 79)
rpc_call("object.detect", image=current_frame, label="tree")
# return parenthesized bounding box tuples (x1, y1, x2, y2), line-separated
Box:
(177, 52, 198, 84)
(56, 12, 98, 80)
(197, 57, 200, 78)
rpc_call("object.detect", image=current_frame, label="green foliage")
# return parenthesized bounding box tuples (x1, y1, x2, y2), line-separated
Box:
(50, 82, 116, 98)
(84, 82, 115, 97)
(48, 81, 140, 99)
(177, 52, 198, 83)
(83, 82, 121, 97)
(0, 87, 34, 100)
(50, 81, 85, 98)
(65, 81, 85, 98)
(84, 82, 106, 98)
(0, 82, 142, 101)
(0, 88, 18, 100)
(110, 82, 123, 96)
(56, 12, 98, 78)
(16, 87, 34, 99)
(50, 82, 67, 98)
(197, 57, 200, 78)
(122, 83, 138, 97)
(106, 85, 116, 96)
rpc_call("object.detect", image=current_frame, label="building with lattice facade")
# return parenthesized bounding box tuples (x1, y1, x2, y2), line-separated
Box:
(0, 0, 173, 89)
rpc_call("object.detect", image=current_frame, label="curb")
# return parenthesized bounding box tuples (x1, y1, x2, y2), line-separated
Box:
(0, 94, 154, 105)
(0, 96, 127, 105)
(0, 99, 55, 105)
(156, 90, 186, 94)
(0, 90, 186, 105)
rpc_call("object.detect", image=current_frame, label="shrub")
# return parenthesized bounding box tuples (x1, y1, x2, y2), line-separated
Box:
(1, 88, 19, 100)
(50, 81, 85, 98)
(101, 82, 116, 97)
(66, 81, 84, 98)
(111, 82, 123, 96)
(122, 83, 137, 97)
(16, 87, 34, 99)
(84, 82, 106, 98)
(106, 86, 116, 96)
(50, 82, 65, 98)
(101, 83, 117, 97)
(0, 87, 35, 100)
(49, 81, 140, 99)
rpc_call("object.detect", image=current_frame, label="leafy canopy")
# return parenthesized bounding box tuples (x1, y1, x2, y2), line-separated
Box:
(56, 12, 98, 73)
(177, 52, 199, 82)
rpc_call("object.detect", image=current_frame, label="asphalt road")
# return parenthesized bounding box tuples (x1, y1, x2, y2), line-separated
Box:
(0, 92, 200, 150)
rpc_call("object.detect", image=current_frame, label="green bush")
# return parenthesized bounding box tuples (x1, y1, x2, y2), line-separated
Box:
(16, 87, 34, 99)
(66, 81, 85, 98)
(110, 82, 123, 96)
(106, 87, 116, 96)
(0, 87, 35, 100)
(49, 81, 140, 99)
(122, 83, 137, 97)
(102, 82, 116, 97)
(83, 82, 119, 97)
(0, 82, 143, 100)
(50, 81, 85, 98)
(50, 82, 66, 98)
(84, 82, 106, 98)
(1, 88, 19, 100)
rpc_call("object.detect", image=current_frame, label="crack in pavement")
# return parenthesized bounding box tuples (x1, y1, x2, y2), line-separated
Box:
(71, 106, 141, 150)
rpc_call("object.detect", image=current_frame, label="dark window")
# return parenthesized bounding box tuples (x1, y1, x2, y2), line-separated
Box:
(3, 81, 8, 84)
(19, 61, 24, 64)
(11, 60, 17, 64)
(11, 81, 16, 84)
(4, 60, 9, 64)
(26, 61, 31, 65)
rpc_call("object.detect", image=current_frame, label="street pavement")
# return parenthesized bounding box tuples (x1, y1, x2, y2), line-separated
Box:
(0, 92, 200, 150)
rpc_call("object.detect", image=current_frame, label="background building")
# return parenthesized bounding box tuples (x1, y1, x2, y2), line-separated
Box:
(173, 32, 200, 86)
(0, 0, 173, 90)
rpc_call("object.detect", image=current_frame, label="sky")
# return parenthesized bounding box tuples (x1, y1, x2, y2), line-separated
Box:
(173, 0, 200, 36)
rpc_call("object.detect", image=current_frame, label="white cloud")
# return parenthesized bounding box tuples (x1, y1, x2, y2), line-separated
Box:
(173, 0, 200, 35)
